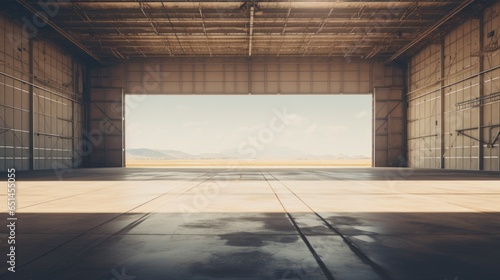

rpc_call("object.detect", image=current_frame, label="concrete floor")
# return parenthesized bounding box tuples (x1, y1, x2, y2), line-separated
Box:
(1, 167, 500, 280)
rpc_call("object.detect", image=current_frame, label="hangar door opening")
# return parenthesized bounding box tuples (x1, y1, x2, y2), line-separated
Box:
(125, 95, 372, 167)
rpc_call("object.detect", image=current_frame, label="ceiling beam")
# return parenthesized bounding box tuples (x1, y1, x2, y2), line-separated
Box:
(386, 0, 475, 63)
(55, 19, 437, 25)
(198, 5, 213, 56)
(74, 35, 407, 41)
(53, 9, 450, 17)
(16, 0, 104, 64)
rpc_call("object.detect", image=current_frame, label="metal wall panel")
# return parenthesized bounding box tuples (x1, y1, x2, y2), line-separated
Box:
(88, 88, 125, 167)
(407, 44, 442, 168)
(0, 16, 30, 170)
(443, 19, 481, 170)
(407, 2, 500, 170)
(374, 87, 405, 167)
(407, 90, 441, 168)
(90, 57, 402, 95)
(481, 3, 500, 171)
(32, 40, 82, 170)
(0, 15, 84, 171)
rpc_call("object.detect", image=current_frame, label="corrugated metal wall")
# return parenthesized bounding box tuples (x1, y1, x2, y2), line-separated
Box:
(374, 87, 405, 167)
(408, 44, 442, 168)
(0, 15, 84, 171)
(0, 18, 30, 170)
(88, 88, 124, 167)
(407, 2, 500, 170)
(482, 3, 500, 171)
(90, 57, 398, 95)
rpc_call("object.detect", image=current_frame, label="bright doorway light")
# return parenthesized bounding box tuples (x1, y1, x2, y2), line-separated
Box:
(125, 95, 372, 167)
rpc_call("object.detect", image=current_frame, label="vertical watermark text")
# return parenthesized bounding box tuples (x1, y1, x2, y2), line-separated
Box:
(6, 168, 17, 273)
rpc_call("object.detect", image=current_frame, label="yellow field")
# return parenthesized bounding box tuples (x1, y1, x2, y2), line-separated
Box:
(126, 159, 371, 168)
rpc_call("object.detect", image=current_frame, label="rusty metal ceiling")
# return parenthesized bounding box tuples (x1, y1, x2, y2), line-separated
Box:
(2, 0, 495, 63)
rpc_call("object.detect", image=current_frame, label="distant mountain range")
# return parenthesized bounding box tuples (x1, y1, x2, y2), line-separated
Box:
(126, 146, 369, 160)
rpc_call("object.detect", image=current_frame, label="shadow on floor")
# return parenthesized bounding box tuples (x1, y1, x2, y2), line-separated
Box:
(1, 212, 500, 280)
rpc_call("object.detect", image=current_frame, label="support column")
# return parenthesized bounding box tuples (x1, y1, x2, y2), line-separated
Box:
(28, 38, 34, 170)
(82, 66, 91, 167)
(478, 15, 484, 170)
(248, 57, 252, 94)
(401, 62, 409, 167)
(71, 60, 76, 167)
(440, 40, 446, 169)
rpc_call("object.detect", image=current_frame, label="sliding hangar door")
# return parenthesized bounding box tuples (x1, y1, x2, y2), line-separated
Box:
(88, 57, 405, 168)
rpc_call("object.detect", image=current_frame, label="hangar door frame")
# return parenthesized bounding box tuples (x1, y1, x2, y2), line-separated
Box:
(88, 57, 405, 167)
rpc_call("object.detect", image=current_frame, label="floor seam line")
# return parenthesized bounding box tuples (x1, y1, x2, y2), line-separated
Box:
(260, 171, 335, 280)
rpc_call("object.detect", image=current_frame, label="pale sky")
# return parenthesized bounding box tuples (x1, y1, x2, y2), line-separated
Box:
(125, 95, 372, 157)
